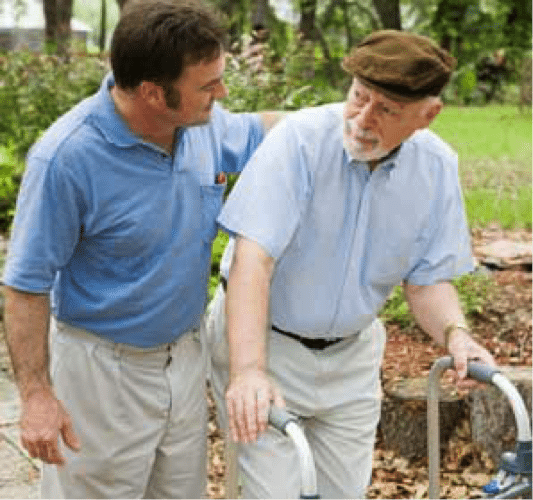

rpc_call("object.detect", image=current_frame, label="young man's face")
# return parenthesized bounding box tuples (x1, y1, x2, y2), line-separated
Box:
(165, 52, 228, 127)
(343, 78, 437, 162)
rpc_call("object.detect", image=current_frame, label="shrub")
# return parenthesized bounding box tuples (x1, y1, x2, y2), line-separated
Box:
(379, 273, 493, 328)
(222, 47, 345, 113)
(0, 51, 108, 228)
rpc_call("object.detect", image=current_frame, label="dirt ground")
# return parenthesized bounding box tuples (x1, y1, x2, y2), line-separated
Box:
(1, 227, 531, 499)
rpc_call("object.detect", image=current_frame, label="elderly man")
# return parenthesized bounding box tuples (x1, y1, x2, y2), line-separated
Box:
(207, 30, 496, 498)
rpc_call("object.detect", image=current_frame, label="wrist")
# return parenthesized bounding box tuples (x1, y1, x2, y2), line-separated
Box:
(229, 363, 266, 382)
(20, 384, 55, 404)
(443, 322, 470, 350)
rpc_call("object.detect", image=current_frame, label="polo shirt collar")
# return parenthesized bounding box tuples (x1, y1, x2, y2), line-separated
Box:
(91, 72, 146, 148)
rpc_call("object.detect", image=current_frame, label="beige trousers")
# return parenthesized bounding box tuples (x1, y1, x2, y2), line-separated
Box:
(206, 284, 386, 499)
(41, 319, 208, 499)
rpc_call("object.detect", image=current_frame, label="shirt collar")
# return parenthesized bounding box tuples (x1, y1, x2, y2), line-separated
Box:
(344, 142, 403, 172)
(91, 73, 147, 148)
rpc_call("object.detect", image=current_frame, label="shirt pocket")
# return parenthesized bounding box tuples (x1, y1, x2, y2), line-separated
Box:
(200, 180, 227, 243)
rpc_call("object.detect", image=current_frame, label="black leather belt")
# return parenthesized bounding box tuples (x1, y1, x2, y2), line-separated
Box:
(271, 325, 345, 350)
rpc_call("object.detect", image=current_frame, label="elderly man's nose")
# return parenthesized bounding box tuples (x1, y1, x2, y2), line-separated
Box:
(356, 102, 376, 128)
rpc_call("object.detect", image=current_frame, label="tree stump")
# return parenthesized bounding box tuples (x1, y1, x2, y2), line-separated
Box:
(469, 366, 532, 465)
(380, 377, 466, 459)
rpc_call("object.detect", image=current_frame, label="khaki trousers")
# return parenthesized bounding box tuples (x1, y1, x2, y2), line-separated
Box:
(42, 319, 208, 499)
(206, 284, 385, 499)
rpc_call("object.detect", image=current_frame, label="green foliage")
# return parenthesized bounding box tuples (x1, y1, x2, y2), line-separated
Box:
(379, 273, 494, 327)
(447, 63, 478, 104)
(209, 231, 230, 300)
(0, 142, 24, 230)
(0, 51, 107, 158)
(464, 186, 532, 230)
(0, 50, 108, 228)
(431, 105, 532, 163)
(431, 105, 532, 230)
(222, 42, 346, 113)
(379, 285, 414, 328)
(211, 231, 230, 273)
(454, 272, 493, 316)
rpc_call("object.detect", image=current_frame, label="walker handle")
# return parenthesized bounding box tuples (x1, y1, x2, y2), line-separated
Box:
(268, 406, 297, 434)
(466, 360, 500, 383)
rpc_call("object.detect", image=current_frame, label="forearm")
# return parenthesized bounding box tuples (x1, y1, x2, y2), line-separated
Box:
(226, 236, 274, 380)
(3, 286, 52, 401)
(403, 280, 466, 347)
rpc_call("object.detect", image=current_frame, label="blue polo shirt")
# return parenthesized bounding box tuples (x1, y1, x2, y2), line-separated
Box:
(218, 103, 474, 338)
(2, 74, 264, 346)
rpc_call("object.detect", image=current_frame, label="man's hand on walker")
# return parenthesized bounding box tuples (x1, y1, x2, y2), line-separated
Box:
(226, 368, 285, 443)
(447, 328, 497, 390)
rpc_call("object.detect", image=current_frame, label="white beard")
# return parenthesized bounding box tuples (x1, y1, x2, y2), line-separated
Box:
(343, 118, 389, 162)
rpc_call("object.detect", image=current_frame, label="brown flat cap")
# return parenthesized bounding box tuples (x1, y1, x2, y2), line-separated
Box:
(342, 30, 456, 102)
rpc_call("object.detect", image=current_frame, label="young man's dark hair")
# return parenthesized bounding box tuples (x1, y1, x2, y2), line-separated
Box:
(111, 0, 226, 90)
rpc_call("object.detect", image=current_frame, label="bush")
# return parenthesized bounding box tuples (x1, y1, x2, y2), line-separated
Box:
(0, 142, 24, 231)
(379, 273, 493, 328)
(222, 46, 345, 113)
(0, 51, 108, 228)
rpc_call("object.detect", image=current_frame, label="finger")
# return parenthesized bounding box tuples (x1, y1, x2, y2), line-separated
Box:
(21, 437, 40, 460)
(226, 394, 240, 443)
(243, 390, 259, 442)
(255, 389, 270, 435)
(61, 417, 81, 452)
(454, 350, 468, 380)
(43, 441, 66, 466)
(35, 442, 48, 462)
(233, 394, 249, 443)
(271, 385, 286, 409)
(475, 347, 497, 367)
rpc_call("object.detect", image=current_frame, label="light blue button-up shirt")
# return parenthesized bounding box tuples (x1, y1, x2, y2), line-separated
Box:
(218, 103, 474, 339)
(2, 74, 264, 346)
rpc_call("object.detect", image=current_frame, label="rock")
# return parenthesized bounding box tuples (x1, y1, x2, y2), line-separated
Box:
(469, 365, 532, 465)
(476, 240, 532, 270)
(380, 377, 466, 459)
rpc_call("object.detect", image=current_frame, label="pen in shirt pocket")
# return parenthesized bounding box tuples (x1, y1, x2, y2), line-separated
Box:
(215, 172, 226, 184)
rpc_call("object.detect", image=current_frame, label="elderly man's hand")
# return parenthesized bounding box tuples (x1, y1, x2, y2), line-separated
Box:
(226, 368, 285, 443)
(447, 328, 497, 390)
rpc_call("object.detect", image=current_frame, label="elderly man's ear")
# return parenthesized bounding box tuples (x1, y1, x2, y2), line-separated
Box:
(423, 99, 443, 125)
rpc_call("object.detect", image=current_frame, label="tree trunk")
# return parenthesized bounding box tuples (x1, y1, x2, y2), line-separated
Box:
(42, 0, 73, 55)
(99, 0, 107, 53)
(469, 366, 532, 466)
(372, 0, 401, 30)
(56, 0, 73, 56)
(299, 0, 318, 41)
(251, 0, 269, 31)
(43, 0, 57, 52)
(380, 377, 466, 459)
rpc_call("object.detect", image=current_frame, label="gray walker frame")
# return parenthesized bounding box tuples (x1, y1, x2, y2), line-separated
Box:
(229, 359, 531, 499)
(428, 356, 532, 499)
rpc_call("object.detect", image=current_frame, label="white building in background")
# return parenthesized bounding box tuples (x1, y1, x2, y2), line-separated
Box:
(269, 0, 301, 25)
(0, 0, 92, 51)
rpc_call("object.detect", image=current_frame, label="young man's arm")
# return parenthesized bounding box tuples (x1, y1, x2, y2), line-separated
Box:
(3, 287, 80, 464)
(403, 280, 496, 384)
(225, 235, 284, 443)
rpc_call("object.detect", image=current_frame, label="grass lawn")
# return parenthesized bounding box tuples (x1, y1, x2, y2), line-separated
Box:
(430, 105, 532, 229)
